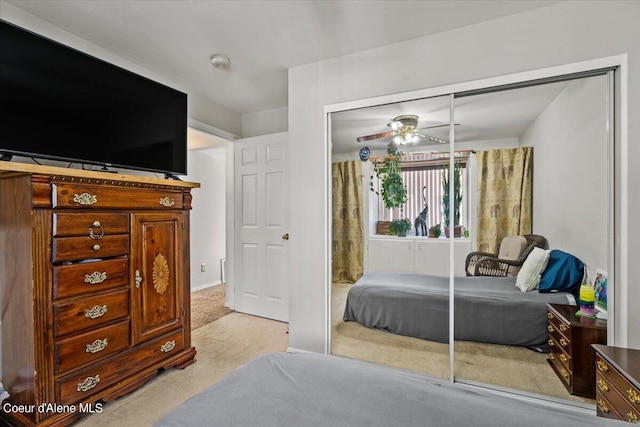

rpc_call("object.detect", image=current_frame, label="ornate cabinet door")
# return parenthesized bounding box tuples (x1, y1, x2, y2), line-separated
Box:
(130, 212, 186, 345)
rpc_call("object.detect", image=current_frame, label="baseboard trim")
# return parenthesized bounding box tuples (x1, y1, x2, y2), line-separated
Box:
(191, 282, 222, 293)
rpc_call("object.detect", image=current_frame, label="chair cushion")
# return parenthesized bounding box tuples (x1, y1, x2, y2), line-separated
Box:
(515, 247, 551, 292)
(497, 236, 528, 260)
(538, 250, 584, 294)
(498, 236, 528, 275)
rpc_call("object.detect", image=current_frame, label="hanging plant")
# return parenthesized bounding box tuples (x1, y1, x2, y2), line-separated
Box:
(370, 147, 408, 210)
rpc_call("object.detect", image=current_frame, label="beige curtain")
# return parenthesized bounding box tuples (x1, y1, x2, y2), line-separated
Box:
(332, 160, 364, 283)
(476, 147, 533, 253)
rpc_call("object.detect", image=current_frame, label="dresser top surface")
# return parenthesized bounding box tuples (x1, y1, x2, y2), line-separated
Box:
(0, 161, 200, 189)
(548, 303, 608, 330)
(593, 344, 640, 390)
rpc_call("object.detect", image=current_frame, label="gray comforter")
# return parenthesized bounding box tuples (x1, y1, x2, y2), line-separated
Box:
(343, 272, 574, 347)
(154, 352, 622, 427)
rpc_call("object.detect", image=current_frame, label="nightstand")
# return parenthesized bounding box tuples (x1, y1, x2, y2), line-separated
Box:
(546, 303, 608, 398)
(592, 345, 640, 423)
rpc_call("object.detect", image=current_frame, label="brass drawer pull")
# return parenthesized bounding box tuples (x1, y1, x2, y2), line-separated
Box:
(628, 388, 640, 404)
(161, 340, 176, 353)
(159, 197, 175, 207)
(559, 323, 568, 332)
(550, 353, 555, 360)
(77, 375, 100, 392)
(135, 270, 143, 289)
(92, 244, 101, 251)
(548, 325, 555, 333)
(559, 354, 568, 363)
(561, 368, 569, 379)
(86, 339, 109, 354)
(597, 359, 609, 373)
(89, 221, 105, 240)
(559, 337, 568, 347)
(597, 399, 609, 413)
(597, 379, 609, 393)
(84, 271, 107, 285)
(547, 312, 553, 320)
(85, 305, 107, 319)
(73, 193, 98, 206)
(548, 339, 555, 347)
(628, 412, 639, 423)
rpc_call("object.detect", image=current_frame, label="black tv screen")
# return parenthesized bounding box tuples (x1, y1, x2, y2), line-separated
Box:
(0, 19, 187, 175)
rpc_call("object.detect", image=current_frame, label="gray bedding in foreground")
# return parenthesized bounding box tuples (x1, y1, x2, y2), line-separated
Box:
(153, 352, 622, 427)
(343, 272, 574, 346)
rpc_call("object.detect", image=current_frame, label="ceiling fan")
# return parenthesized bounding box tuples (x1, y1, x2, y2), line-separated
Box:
(356, 114, 449, 146)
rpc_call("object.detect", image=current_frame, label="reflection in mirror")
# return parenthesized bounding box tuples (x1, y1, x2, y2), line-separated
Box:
(453, 73, 611, 405)
(330, 94, 456, 378)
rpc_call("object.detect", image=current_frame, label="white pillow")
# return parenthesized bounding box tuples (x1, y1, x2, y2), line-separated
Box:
(515, 247, 551, 292)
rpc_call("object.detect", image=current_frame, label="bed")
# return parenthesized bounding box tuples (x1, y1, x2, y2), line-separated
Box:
(153, 352, 622, 427)
(343, 272, 575, 348)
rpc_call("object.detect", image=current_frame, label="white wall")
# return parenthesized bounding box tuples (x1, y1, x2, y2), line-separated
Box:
(184, 148, 226, 290)
(288, 1, 640, 353)
(523, 76, 608, 275)
(241, 107, 288, 138)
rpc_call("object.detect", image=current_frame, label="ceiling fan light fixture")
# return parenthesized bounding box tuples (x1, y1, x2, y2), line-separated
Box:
(392, 135, 403, 146)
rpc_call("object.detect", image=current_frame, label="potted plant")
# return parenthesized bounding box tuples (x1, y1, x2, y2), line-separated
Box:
(428, 223, 441, 238)
(442, 161, 463, 237)
(389, 218, 412, 237)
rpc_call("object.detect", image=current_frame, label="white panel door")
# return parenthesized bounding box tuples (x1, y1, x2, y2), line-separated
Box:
(234, 133, 289, 321)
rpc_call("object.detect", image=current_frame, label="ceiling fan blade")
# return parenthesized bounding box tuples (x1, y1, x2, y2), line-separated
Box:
(417, 123, 460, 131)
(356, 131, 395, 143)
(415, 133, 447, 144)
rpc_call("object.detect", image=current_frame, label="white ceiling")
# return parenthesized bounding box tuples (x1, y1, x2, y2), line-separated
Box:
(6, 0, 560, 116)
(330, 80, 570, 154)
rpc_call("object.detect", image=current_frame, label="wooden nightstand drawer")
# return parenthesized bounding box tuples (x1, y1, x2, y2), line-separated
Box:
(593, 345, 640, 423)
(55, 320, 130, 375)
(53, 212, 129, 237)
(547, 311, 572, 340)
(596, 354, 640, 412)
(53, 258, 129, 299)
(53, 182, 184, 209)
(54, 289, 129, 337)
(52, 234, 129, 262)
(546, 304, 607, 398)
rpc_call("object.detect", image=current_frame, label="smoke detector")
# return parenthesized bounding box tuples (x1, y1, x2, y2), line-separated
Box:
(210, 54, 231, 71)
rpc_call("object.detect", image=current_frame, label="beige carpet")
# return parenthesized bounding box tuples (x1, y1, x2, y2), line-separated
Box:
(331, 282, 594, 405)
(190, 283, 233, 329)
(73, 313, 289, 426)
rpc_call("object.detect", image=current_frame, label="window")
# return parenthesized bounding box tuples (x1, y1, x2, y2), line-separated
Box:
(376, 152, 469, 233)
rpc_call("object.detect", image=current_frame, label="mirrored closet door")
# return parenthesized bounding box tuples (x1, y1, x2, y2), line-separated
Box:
(453, 72, 613, 404)
(329, 94, 454, 378)
(328, 67, 615, 405)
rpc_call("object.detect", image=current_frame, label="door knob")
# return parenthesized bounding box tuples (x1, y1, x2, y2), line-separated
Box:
(282, 233, 289, 240)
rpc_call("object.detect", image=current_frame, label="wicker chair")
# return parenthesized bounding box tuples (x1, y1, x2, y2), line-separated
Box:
(465, 234, 547, 277)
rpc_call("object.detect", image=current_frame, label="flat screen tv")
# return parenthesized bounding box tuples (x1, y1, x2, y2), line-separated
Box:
(0, 19, 187, 176)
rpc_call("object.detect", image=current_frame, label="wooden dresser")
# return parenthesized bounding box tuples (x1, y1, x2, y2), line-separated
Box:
(0, 162, 199, 426)
(546, 303, 607, 398)
(593, 345, 640, 423)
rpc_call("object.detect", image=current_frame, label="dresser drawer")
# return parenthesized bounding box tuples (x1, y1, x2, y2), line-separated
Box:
(55, 320, 130, 375)
(596, 389, 624, 420)
(548, 351, 572, 389)
(547, 311, 572, 341)
(53, 258, 128, 300)
(52, 234, 129, 263)
(549, 345, 572, 372)
(596, 372, 640, 423)
(53, 183, 184, 209)
(53, 212, 129, 237)
(56, 329, 185, 405)
(596, 354, 640, 412)
(54, 289, 129, 337)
